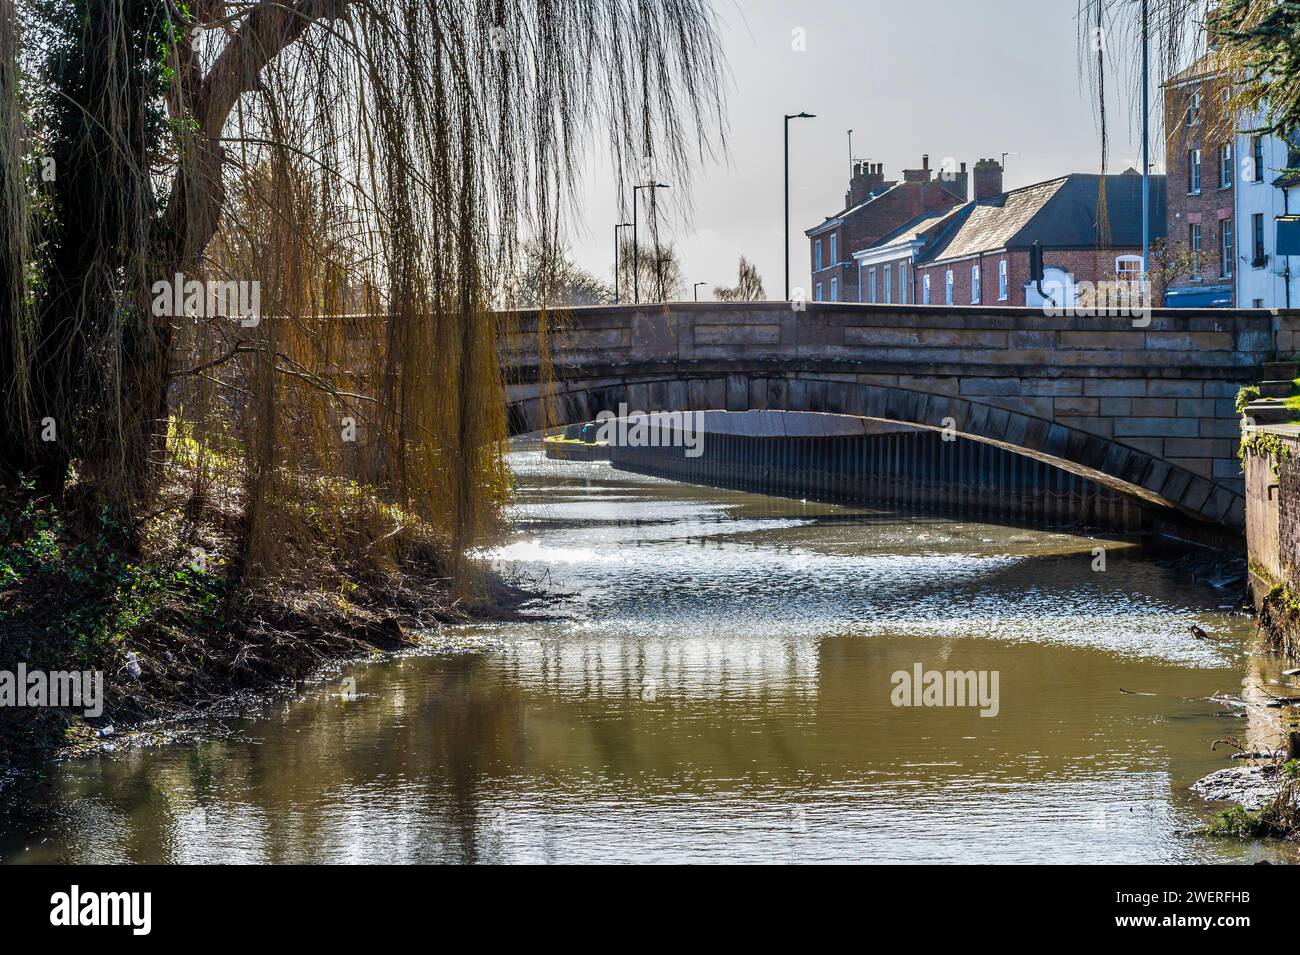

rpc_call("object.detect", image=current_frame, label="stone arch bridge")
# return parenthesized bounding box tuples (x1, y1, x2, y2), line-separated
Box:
(505, 302, 1300, 532)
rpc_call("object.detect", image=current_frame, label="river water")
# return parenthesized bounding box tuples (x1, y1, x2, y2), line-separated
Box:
(1, 441, 1294, 863)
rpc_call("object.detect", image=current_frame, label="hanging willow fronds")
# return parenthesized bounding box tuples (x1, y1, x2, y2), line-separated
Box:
(1078, 0, 1291, 157)
(4, 0, 727, 597)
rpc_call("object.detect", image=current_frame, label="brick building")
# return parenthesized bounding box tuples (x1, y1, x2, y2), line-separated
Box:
(1236, 115, 1300, 309)
(878, 165, 1166, 308)
(805, 155, 967, 302)
(849, 208, 960, 305)
(1163, 51, 1236, 307)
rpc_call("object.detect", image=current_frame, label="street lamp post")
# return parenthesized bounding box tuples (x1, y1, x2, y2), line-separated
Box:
(694, 282, 707, 302)
(613, 221, 633, 303)
(784, 112, 816, 301)
(1141, 0, 1151, 276)
(633, 182, 670, 303)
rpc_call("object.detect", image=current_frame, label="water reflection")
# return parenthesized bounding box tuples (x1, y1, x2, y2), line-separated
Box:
(1, 442, 1292, 863)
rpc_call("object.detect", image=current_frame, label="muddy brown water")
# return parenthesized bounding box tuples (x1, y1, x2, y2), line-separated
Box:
(1, 441, 1295, 863)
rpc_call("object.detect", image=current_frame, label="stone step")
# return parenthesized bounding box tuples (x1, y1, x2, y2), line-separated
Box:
(1263, 361, 1299, 381)
(1260, 380, 1295, 398)
(1243, 401, 1295, 425)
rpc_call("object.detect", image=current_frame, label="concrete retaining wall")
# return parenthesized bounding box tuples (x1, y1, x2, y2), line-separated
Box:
(611, 428, 1156, 534)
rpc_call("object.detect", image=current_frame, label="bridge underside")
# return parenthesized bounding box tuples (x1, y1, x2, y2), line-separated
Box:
(508, 368, 1246, 532)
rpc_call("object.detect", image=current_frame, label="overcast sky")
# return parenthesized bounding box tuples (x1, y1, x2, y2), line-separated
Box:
(564, 0, 1179, 300)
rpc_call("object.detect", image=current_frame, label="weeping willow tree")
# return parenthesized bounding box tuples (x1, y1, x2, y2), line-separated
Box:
(616, 235, 683, 302)
(713, 255, 764, 302)
(0, 1, 724, 597)
(1078, 1, 1294, 168)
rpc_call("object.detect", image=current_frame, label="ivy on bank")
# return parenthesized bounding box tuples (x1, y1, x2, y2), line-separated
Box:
(1239, 431, 1293, 475)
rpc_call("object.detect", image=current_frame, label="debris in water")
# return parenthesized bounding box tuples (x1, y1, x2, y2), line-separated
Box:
(1119, 687, 1156, 696)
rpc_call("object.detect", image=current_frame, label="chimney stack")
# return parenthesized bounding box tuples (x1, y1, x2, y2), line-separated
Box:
(845, 159, 886, 207)
(973, 158, 1004, 201)
(939, 160, 969, 201)
(903, 154, 933, 183)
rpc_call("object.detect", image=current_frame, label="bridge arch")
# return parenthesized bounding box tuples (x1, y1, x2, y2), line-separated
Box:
(509, 371, 1244, 530)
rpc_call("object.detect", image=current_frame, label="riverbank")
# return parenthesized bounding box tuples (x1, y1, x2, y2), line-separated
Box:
(0, 479, 536, 778)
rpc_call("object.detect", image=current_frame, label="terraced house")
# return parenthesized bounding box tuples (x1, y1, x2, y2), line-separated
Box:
(849, 162, 1166, 309)
(1163, 51, 1238, 307)
(805, 155, 967, 302)
(1162, 49, 1300, 309)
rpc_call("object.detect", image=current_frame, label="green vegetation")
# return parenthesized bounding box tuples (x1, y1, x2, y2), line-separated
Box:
(1239, 429, 1293, 473)
(1235, 385, 1261, 414)
(1211, 1, 1300, 153)
(1259, 581, 1300, 659)
(1204, 768, 1300, 841)
(1, 497, 225, 662)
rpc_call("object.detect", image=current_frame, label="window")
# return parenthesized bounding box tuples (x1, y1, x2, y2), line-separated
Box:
(1254, 298, 1264, 309)
(899, 263, 909, 303)
(944, 269, 954, 305)
(1253, 213, 1266, 267)
(1289, 130, 1300, 170)
(971, 264, 981, 304)
(1220, 143, 1233, 188)
(1189, 223, 1202, 277)
(1188, 148, 1201, 194)
(998, 259, 1008, 300)
(830, 277, 838, 302)
(867, 267, 876, 303)
(1252, 136, 1264, 183)
(922, 273, 931, 304)
(883, 264, 893, 303)
(1221, 220, 1233, 278)
(829, 233, 838, 267)
(1116, 255, 1142, 282)
(814, 282, 822, 302)
(1187, 88, 1202, 127)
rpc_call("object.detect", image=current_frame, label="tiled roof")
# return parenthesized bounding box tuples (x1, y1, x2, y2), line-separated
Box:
(868, 208, 964, 248)
(915, 172, 1167, 265)
(805, 183, 899, 236)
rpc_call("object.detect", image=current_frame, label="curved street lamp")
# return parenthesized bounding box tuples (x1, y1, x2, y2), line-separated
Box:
(633, 181, 670, 304)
